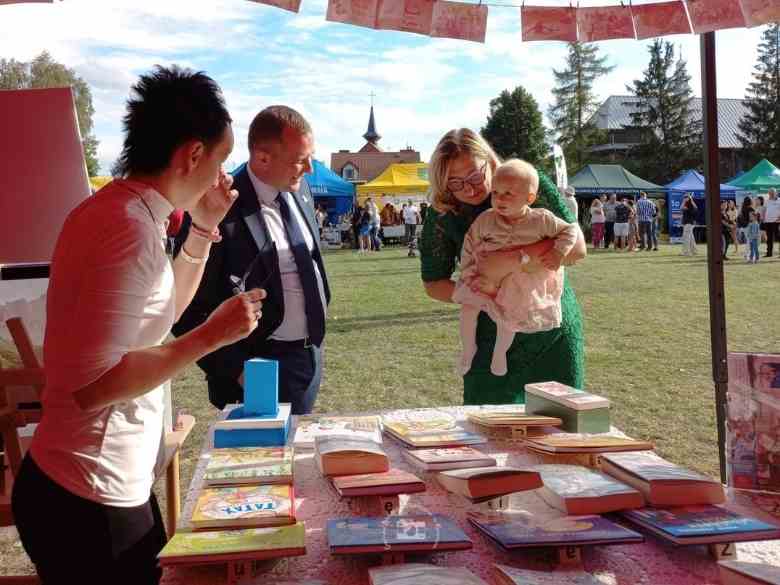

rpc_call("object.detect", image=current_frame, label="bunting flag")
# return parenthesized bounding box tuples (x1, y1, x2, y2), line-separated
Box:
(429, 0, 487, 43)
(376, 0, 434, 35)
(739, 0, 780, 27)
(248, 0, 302, 13)
(326, 0, 379, 29)
(577, 5, 636, 42)
(521, 6, 577, 42)
(685, 0, 746, 33)
(632, 1, 692, 39)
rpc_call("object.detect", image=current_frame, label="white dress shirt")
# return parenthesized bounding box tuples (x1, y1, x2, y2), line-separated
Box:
(247, 166, 327, 341)
(31, 180, 175, 507)
(764, 198, 780, 223)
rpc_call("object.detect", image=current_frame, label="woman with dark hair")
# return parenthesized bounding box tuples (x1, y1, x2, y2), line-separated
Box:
(419, 128, 586, 405)
(737, 196, 754, 259)
(680, 194, 698, 256)
(11, 66, 263, 585)
(722, 200, 735, 260)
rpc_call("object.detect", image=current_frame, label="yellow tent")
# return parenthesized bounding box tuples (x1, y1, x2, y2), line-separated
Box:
(89, 176, 113, 191)
(356, 163, 429, 206)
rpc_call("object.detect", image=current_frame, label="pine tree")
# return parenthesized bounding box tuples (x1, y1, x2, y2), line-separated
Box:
(481, 86, 548, 167)
(628, 39, 702, 184)
(548, 42, 614, 173)
(737, 24, 780, 166)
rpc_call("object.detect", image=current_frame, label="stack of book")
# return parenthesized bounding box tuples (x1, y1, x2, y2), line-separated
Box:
(719, 560, 780, 585)
(383, 418, 486, 449)
(437, 466, 542, 503)
(292, 415, 382, 449)
(402, 446, 496, 471)
(524, 433, 654, 464)
(314, 434, 390, 477)
(535, 464, 644, 515)
(467, 410, 562, 439)
(525, 381, 611, 433)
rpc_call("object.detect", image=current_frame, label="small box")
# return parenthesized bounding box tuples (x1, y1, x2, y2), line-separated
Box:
(244, 358, 279, 416)
(525, 382, 610, 434)
(214, 403, 291, 448)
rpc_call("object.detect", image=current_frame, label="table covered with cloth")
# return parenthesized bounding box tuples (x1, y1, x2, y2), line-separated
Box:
(162, 406, 780, 585)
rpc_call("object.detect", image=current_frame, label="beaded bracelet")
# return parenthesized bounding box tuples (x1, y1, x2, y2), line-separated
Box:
(190, 222, 222, 243)
(179, 246, 208, 265)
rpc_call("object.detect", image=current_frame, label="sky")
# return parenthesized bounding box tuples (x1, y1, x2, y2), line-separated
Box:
(0, 0, 768, 175)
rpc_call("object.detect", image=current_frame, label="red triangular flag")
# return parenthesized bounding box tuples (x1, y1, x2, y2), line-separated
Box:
(430, 0, 487, 43)
(685, 0, 746, 33)
(521, 6, 577, 42)
(577, 5, 636, 42)
(739, 0, 780, 27)
(376, 0, 434, 35)
(632, 1, 692, 39)
(326, 0, 379, 29)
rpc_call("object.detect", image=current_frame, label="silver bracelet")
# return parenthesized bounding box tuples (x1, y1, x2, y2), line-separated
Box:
(179, 246, 207, 265)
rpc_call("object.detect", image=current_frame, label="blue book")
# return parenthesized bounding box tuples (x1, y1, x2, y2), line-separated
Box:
(621, 506, 780, 545)
(244, 358, 279, 416)
(214, 404, 291, 448)
(326, 514, 471, 555)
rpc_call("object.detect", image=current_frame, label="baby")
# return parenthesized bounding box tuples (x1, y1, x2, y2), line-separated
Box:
(453, 159, 579, 376)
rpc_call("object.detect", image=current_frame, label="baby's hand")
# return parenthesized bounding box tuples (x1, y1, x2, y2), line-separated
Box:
(470, 276, 499, 297)
(540, 247, 565, 271)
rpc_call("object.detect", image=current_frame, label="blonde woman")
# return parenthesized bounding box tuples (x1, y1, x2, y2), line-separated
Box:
(419, 128, 586, 405)
(590, 197, 605, 249)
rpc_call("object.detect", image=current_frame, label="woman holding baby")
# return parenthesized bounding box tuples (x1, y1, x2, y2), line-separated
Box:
(419, 128, 586, 405)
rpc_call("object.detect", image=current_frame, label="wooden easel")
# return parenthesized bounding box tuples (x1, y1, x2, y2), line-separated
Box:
(708, 542, 737, 560)
(349, 494, 401, 517)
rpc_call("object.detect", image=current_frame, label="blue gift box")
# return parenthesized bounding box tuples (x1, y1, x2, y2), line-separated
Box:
(244, 358, 279, 417)
(213, 403, 291, 448)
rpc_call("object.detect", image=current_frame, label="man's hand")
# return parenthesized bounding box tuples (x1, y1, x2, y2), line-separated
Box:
(540, 247, 565, 271)
(189, 169, 238, 231)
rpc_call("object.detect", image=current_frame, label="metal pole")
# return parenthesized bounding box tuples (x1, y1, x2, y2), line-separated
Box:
(701, 31, 729, 483)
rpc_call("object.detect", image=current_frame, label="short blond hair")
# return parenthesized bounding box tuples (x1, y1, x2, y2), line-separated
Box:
(494, 158, 539, 195)
(429, 128, 500, 213)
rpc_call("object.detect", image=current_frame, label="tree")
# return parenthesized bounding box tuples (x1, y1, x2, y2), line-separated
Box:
(627, 39, 702, 184)
(0, 51, 100, 176)
(481, 86, 548, 167)
(737, 24, 780, 166)
(548, 42, 614, 173)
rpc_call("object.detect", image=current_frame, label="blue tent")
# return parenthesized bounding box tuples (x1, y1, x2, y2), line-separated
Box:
(665, 170, 747, 238)
(305, 159, 355, 224)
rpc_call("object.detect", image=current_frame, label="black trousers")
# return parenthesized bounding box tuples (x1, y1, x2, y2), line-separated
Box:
(11, 455, 167, 585)
(604, 221, 615, 248)
(766, 222, 778, 256)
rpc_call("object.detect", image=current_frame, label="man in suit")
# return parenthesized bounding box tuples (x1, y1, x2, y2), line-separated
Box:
(173, 105, 330, 414)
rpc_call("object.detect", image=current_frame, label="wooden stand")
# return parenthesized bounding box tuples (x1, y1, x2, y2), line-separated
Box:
(556, 545, 583, 566)
(526, 449, 602, 469)
(469, 421, 538, 443)
(708, 542, 737, 560)
(381, 551, 406, 565)
(226, 558, 282, 585)
(349, 494, 401, 516)
(161, 413, 196, 537)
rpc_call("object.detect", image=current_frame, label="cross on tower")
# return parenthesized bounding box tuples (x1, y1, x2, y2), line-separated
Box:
(369, 91, 376, 107)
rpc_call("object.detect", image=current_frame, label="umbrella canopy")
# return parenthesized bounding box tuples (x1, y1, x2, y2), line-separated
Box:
(665, 169, 744, 198)
(569, 164, 663, 196)
(727, 159, 780, 191)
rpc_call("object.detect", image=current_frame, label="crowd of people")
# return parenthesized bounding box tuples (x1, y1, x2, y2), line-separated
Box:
(348, 198, 427, 254)
(718, 189, 780, 263)
(588, 191, 661, 252)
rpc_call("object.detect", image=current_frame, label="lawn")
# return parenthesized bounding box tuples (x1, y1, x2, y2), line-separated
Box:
(2, 241, 778, 575)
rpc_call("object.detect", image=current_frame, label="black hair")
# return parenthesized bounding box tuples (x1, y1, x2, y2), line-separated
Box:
(115, 65, 232, 177)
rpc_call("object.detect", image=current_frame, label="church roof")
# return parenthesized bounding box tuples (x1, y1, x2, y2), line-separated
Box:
(363, 105, 381, 144)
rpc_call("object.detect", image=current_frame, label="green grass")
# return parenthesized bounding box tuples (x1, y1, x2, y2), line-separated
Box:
(2, 241, 779, 575)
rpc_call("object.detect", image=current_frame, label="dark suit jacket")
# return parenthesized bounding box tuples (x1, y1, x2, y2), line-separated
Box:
(172, 163, 331, 404)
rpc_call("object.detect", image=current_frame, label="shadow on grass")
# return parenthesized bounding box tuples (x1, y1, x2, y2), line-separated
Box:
(329, 309, 458, 333)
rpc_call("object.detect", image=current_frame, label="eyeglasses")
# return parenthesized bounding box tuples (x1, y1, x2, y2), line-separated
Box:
(446, 163, 487, 193)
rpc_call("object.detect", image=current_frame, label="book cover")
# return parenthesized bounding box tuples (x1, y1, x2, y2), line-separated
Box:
(384, 419, 486, 448)
(536, 464, 644, 514)
(315, 434, 389, 477)
(719, 560, 780, 585)
(525, 435, 653, 454)
(437, 466, 543, 501)
(493, 564, 614, 585)
(292, 415, 382, 448)
(525, 382, 610, 410)
(468, 411, 562, 428)
(203, 446, 293, 486)
(332, 468, 426, 497)
(191, 484, 294, 530)
(469, 512, 643, 549)
(726, 352, 780, 491)
(622, 506, 777, 539)
(370, 563, 487, 585)
(327, 514, 472, 553)
(158, 522, 305, 566)
(402, 446, 496, 471)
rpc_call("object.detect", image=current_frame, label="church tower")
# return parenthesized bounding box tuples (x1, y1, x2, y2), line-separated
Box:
(360, 106, 382, 153)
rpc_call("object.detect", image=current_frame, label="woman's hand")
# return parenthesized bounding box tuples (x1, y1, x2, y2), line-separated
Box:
(204, 288, 267, 348)
(541, 247, 565, 271)
(189, 169, 238, 231)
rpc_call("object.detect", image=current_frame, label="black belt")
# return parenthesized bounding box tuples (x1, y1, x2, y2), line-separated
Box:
(262, 337, 314, 350)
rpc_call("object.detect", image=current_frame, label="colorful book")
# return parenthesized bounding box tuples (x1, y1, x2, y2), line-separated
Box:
(536, 464, 644, 515)
(327, 514, 472, 554)
(370, 563, 488, 585)
(437, 466, 542, 502)
(467, 411, 562, 429)
(203, 446, 293, 486)
(292, 415, 382, 448)
(600, 450, 725, 506)
(525, 382, 611, 410)
(719, 560, 780, 585)
(469, 511, 643, 550)
(525, 382, 610, 433)
(158, 522, 305, 567)
(621, 506, 780, 545)
(332, 469, 426, 497)
(315, 434, 389, 477)
(383, 419, 487, 448)
(493, 564, 613, 585)
(191, 484, 295, 530)
(726, 352, 780, 491)
(402, 446, 496, 471)
(524, 434, 653, 454)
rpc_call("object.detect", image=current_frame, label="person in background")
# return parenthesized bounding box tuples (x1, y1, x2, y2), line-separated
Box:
(726, 199, 739, 255)
(721, 201, 734, 260)
(403, 198, 422, 245)
(589, 197, 605, 249)
(737, 196, 754, 260)
(755, 195, 766, 244)
(380, 202, 395, 226)
(763, 188, 780, 257)
(365, 198, 382, 251)
(358, 205, 371, 254)
(563, 185, 578, 222)
(603, 193, 617, 249)
(420, 201, 429, 224)
(636, 191, 658, 251)
(315, 204, 327, 238)
(747, 211, 761, 264)
(613, 196, 630, 251)
(626, 199, 639, 252)
(680, 194, 698, 256)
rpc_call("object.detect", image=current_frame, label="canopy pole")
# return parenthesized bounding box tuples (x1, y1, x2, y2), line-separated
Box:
(701, 31, 728, 483)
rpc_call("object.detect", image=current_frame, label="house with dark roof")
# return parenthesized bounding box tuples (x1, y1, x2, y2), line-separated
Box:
(588, 95, 751, 180)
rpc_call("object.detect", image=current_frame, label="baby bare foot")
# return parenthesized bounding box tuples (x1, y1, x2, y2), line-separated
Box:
(490, 353, 508, 376)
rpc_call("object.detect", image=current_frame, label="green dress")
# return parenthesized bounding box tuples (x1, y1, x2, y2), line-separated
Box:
(419, 170, 585, 405)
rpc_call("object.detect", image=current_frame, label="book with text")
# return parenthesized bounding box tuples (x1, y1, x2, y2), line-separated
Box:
(525, 434, 653, 454)
(370, 563, 487, 585)
(536, 464, 644, 515)
(203, 446, 293, 486)
(402, 446, 496, 471)
(493, 564, 615, 585)
(292, 415, 382, 448)
(332, 468, 426, 497)
(383, 419, 487, 448)
(437, 466, 542, 502)
(315, 434, 389, 477)
(191, 484, 295, 530)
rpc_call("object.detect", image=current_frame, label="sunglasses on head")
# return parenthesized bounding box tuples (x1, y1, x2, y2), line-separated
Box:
(446, 163, 487, 193)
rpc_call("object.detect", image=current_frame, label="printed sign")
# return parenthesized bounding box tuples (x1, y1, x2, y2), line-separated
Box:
(739, 0, 780, 27)
(577, 6, 636, 42)
(521, 6, 577, 42)
(430, 0, 488, 43)
(632, 1, 692, 39)
(685, 0, 746, 33)
(248, 0, 302, 13)
(377, 0, 434, 35)
(326, 0, 379, 29)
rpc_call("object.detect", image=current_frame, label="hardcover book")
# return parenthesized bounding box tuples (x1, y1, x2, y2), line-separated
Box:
(535, 464, 644, 515)
(203, 446, 293, 486)
(437, 466, 542, 502)
(158, 522, 305, 567)
(524, 434, 653, 454)
(525, 382, 610, 410)
(719, 560, 780, 585)
(467, 411, 562, 429)
(370, 563, 487, 585)
(315, 434, 389, 477)
(600, 450, 725, 506)
(469, 511, 643, 550)
(191, 484, 295, 530)
(332, 468, 426, 497)
(402, 446, 497, 471)
(493, 564, 614, 585)
(383, 419, 487, 448)
(327, 514, 472, 554)
(621, 506, 780, 545)
(292, 415, 383, 448)
(525, 382, 610, 433)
